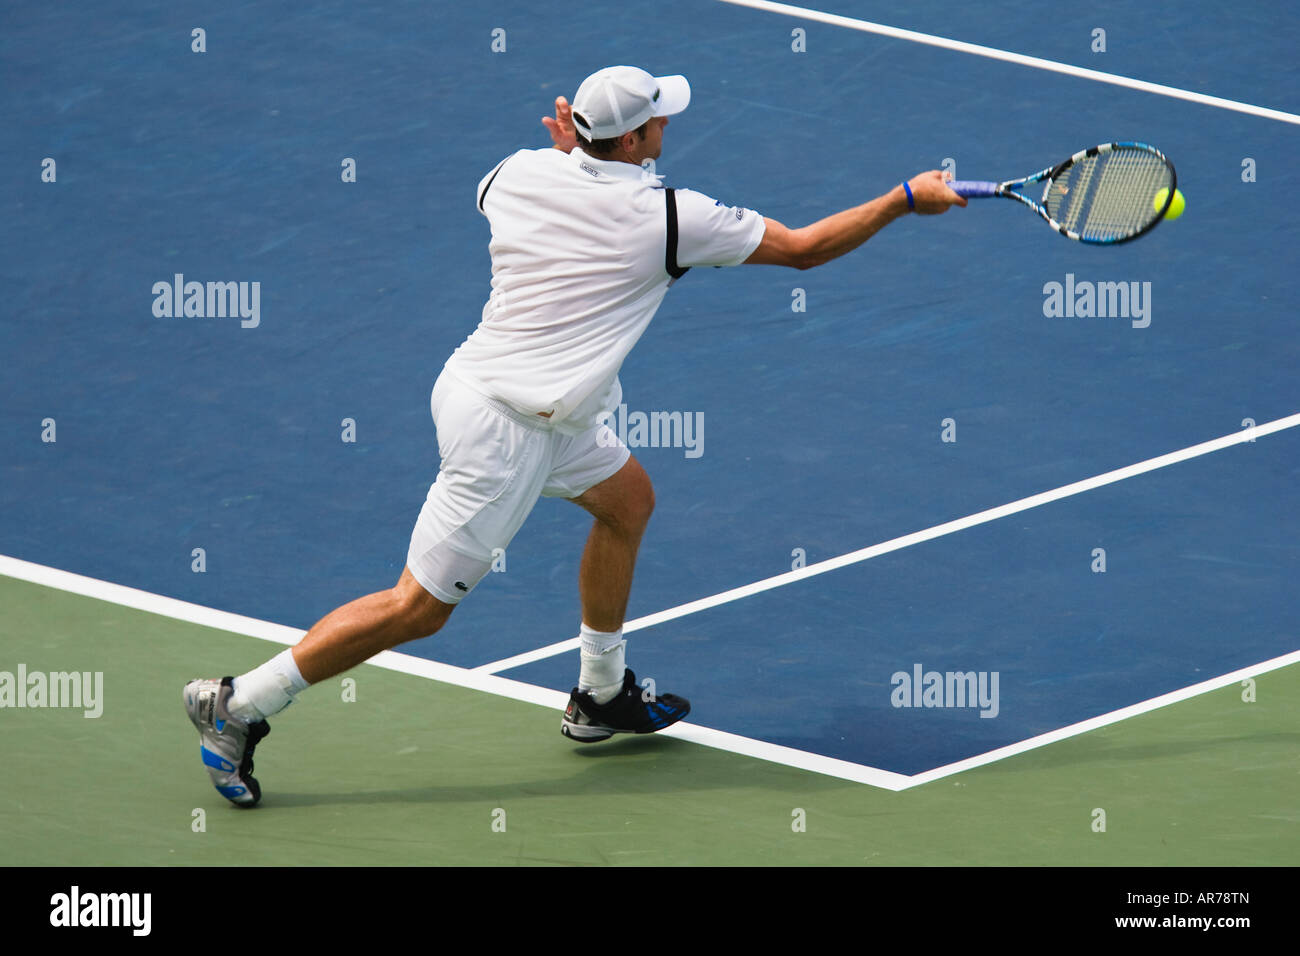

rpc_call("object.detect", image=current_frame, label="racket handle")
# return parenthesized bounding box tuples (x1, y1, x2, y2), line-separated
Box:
(946, 180, 1000, 198)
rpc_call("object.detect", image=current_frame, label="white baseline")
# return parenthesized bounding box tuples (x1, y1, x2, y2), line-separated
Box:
(0, 555, 1295, 790)
(715, 0, 1300, 126)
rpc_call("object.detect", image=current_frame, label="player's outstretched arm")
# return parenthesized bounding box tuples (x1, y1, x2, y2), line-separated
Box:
(744, 170, 966, 270)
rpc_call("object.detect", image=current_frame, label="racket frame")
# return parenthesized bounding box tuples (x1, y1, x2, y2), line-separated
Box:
(955, 141, 1177, 245)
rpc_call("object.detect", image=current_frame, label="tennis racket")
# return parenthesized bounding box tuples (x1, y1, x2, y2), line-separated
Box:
(948, 142, 1176, 244)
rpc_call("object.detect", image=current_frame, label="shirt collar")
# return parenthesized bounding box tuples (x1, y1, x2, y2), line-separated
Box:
(570, 147, 664, 185)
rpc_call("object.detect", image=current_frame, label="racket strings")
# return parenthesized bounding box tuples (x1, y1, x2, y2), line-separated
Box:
(1050, 160, 1099, 234)
(1048, 148, 1173, 241)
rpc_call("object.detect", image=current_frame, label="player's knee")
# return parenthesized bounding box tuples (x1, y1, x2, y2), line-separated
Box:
(390, 564, 457, 639)
(581, 457, 655, 536)
(620, 468, 655, 534)
(636, 477, 655, 528)
(414, 594, 454, 637)
(393, 578, 454, 639)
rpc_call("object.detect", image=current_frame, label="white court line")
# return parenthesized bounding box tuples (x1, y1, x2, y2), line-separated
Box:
(476, 413, 1300, 675)
(1, 553, 1296, 790)
(715, 0, 1300, 126)
(903, 649, 1300, 788)
(0, 552, 903, 790)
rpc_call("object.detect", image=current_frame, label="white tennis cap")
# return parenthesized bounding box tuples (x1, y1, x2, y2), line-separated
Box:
(571, 66, 691, 141)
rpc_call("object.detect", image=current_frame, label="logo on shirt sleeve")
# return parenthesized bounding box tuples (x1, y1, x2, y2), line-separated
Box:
(713, 199, 745, 221)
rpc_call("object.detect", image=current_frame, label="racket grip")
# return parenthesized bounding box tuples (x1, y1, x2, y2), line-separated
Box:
(946, 180, 1000, 198)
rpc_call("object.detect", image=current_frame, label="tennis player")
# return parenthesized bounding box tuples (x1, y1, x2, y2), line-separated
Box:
(184, 65, 965, 806)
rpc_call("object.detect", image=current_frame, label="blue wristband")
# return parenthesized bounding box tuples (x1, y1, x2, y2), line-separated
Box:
(902, 180, 915, 210)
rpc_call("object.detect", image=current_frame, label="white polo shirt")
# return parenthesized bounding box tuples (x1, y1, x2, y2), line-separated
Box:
(443, 146, 767, 433)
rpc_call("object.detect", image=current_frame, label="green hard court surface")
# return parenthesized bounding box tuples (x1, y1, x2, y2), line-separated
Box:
(1, 574, 1296, 867)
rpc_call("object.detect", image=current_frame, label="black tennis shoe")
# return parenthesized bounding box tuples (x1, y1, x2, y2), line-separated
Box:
(561, 668, 690, 743)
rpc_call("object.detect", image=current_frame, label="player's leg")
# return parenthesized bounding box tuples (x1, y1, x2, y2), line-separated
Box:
(570, 455, 655, 633)
(233, 566, 453, 718)
(543, 435, 689, 741)
(289, 567, 454, 683)
(184, 370, 552, 805)
(181, 567, 454, 807)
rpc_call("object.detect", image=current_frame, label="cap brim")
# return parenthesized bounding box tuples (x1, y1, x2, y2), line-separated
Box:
(651, 75, 690, 118)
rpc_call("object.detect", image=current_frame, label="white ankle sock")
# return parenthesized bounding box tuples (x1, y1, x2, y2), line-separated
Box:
(578, 624, 625, 705)
(227, 648, 310, 722)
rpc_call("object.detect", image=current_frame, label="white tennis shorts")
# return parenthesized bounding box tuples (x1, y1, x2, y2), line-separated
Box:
(406, 369, 630, 604)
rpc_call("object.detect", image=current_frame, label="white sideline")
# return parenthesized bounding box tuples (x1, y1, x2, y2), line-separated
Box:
(476, 413, 1300, 674)
(715, 0, 1300, 126)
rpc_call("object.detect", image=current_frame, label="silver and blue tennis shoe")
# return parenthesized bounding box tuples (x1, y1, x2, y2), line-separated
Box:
(183, 677, 270, 807)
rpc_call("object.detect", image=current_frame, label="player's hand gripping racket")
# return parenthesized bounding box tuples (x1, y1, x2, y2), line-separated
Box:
(947, 142, 1176, 244)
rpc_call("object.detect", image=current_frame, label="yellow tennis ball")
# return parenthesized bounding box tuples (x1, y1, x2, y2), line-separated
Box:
(1154, 187, 1185, 220)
